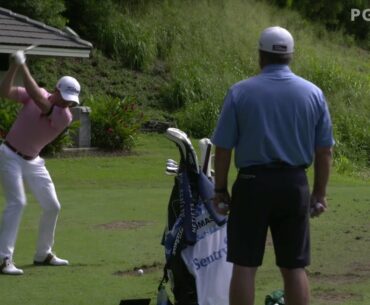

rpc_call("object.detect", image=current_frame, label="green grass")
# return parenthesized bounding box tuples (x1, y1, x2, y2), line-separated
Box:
(0, 133, 369, 305)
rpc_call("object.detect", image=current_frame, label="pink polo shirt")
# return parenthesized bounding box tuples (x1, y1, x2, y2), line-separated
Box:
(5, 87, 72, 158)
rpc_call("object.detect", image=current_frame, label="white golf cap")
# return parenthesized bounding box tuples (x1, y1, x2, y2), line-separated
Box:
(56, 76, 80, 105)
(259, 26, 294, 54)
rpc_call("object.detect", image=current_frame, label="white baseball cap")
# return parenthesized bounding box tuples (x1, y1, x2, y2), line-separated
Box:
(259, 26, 294, 54)
(56, 76, 80, 105)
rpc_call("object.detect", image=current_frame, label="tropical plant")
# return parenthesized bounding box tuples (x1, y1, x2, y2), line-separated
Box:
(85, 95, 145, 151)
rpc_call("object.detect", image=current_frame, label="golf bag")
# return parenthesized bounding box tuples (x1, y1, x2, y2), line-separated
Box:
(159, 128, 231, 305)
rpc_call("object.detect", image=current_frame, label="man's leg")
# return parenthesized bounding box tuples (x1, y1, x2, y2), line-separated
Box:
(0, 150, 26, 260)
(0, 146, 26, 275)
(23, 158, 61, 260)
(229, 264, 257, 305)
(280, 267, 309, 305)
(269, 169, 310, 304)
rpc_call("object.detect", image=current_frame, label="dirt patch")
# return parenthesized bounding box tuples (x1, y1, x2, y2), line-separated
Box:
(313, 290, 361, 304)
(308, 260, 370, 284)
(351, 262, 370, 279)
(113, 261, 163, 276)
(308, 271, 363, 284)
(308, 263, 370, 303)
(95, 220, 154, 230)
(350, 262, 370, 274)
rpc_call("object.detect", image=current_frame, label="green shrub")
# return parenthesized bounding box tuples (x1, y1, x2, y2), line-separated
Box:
(159, 78, 197, 111)
(65, 1, 156, 70)
(175, 99, 219, 138)
(333, 112, 370, 165)
(333, 155, 354, 175)
(156, 24, 177, 60)
(98, 16, 154, 70)
(0, 99, 20, 139)
(85, 95, 145, 151)
(293, 52, 370, 171)
(299, 59, 347, 95)
(159, 65, 215, 112)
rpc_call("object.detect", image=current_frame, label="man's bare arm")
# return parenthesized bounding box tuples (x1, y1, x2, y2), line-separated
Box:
(213, 146, 232, 215)
(0, 62, 19, 99)
(312, 146, 333, 207)
(19, 64, 51, 114)
(214, 146, 232, 191)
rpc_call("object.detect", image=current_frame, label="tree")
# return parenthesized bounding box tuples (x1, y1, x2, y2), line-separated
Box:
(0, 0, 66, 28)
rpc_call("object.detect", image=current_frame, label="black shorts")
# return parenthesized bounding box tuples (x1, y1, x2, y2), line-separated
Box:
(227, 166, 310, 268)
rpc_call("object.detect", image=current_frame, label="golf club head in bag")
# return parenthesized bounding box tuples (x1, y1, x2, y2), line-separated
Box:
(166, 128, 199, 174)
(165, 159, 179, 176)
(167, 159, 178, 167)
(165, 166, 179, 176)
(198, 138, 213, 179)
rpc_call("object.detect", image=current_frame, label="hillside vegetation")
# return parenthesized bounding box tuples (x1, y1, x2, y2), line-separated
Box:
(2, 0, 370, 172)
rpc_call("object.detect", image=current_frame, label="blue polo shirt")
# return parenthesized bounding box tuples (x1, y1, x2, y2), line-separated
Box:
(212, 64, 335, 168)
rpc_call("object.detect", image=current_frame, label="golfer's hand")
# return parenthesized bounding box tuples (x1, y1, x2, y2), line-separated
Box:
(11, 50, 26, 65)
(310, 195, 327, 218)
(213, 191, 231, 215)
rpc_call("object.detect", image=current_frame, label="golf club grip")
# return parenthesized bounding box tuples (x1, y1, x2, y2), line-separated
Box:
(202, 144, 212, 174)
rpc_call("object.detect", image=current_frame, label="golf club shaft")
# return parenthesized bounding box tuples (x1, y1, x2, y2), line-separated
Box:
(23, 44, 38, 53)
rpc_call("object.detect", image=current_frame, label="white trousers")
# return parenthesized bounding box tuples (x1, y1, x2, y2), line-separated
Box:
(0, 144, 61, 261)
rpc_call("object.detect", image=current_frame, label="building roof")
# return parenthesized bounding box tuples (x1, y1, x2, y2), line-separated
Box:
(0, 7, 93, 58)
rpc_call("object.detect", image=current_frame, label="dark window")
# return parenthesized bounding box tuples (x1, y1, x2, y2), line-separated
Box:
(0, 54, 9, 71)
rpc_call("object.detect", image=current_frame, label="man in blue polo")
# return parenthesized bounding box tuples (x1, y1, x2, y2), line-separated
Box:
(212, 26, 334, 305)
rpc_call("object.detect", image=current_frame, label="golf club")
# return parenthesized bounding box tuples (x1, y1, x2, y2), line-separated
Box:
(199, 138, 212, 178)
(165, 166, 179, 176)
(23, 44, 39, 53)
(166, 164, 178, 170)
(165, 170, 178, 176)
(166, 128, 199, 174)
(165, 159, 179, 176)
(166, 160, 178, 167)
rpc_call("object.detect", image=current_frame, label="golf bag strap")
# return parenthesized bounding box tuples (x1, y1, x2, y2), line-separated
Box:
(158, 264, 169, 290)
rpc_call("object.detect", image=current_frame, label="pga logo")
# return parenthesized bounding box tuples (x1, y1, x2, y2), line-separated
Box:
(351, 8, 370, 21)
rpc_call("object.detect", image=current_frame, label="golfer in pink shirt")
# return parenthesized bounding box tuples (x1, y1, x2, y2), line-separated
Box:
(0, 50, 80, 275)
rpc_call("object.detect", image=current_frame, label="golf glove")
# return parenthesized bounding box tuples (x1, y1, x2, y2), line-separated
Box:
(12, 50, 26, 65)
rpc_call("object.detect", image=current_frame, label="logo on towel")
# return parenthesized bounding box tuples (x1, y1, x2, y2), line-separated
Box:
(192, 236, 228, 270)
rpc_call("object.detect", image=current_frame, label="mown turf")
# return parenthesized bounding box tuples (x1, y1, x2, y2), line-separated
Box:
(0, 133, 369, 305)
